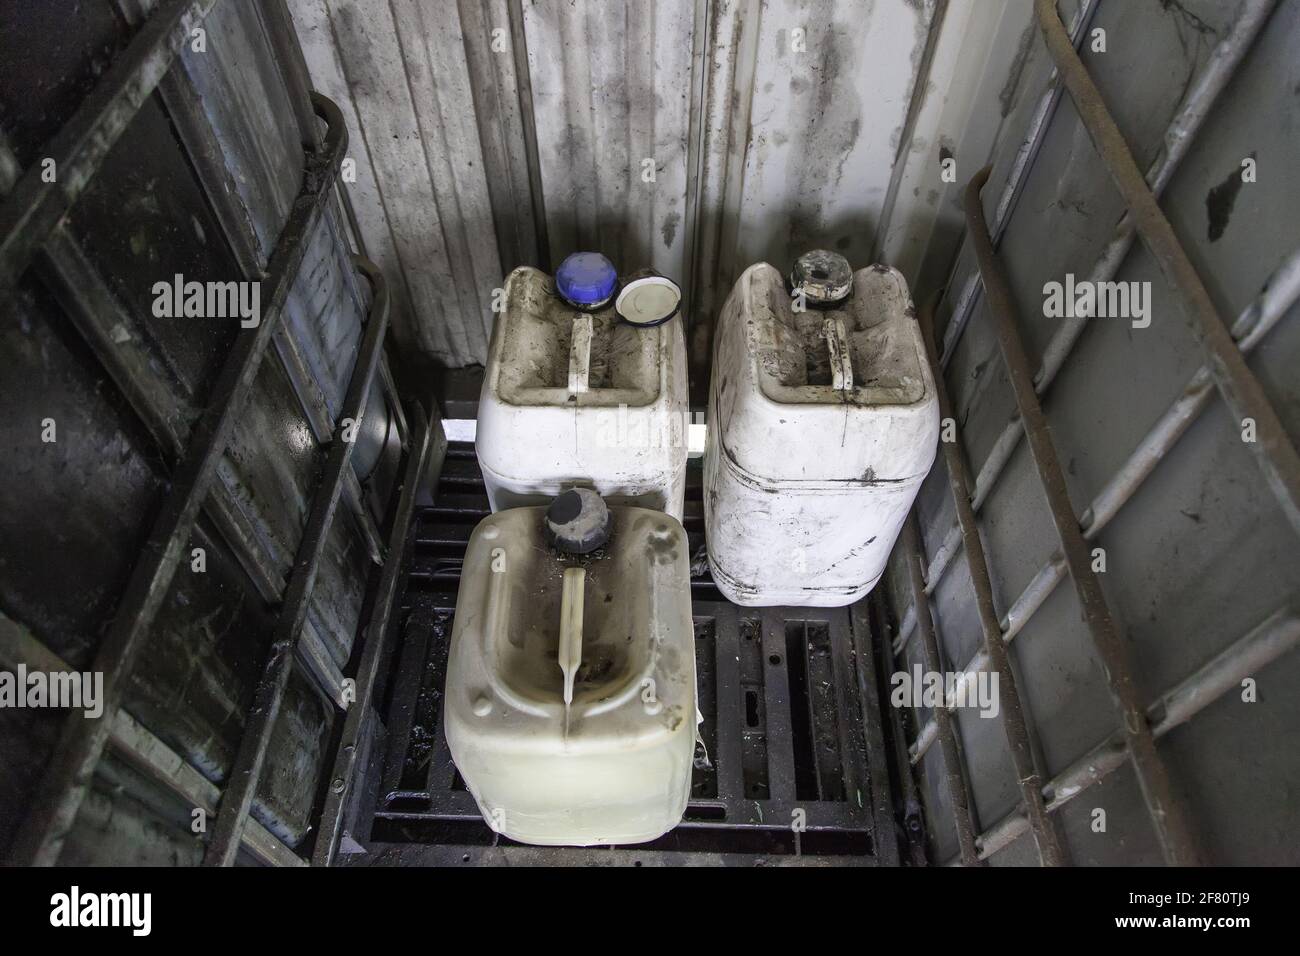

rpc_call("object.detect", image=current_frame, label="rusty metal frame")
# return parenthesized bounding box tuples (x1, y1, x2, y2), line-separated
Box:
(311, 403, 435, 866)
(893, 1, 1299, 865)
(895, 519, 982, 866)
(908, 245, 1300, 767)
(963, 164, 1201, 865)
(0, 611, 304, 867)
(1034, 0, 1300, 532)
(963, 603, 1298, 863)
(915, 297, 1067, 865)
(2, 0, 429, 867)
(899, 0, 1279, 649)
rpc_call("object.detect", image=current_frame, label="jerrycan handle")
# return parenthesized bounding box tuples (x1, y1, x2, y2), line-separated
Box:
(558, 567, 586, 707)
(824, 315, 854, 391)
(568, 314, 593, 395)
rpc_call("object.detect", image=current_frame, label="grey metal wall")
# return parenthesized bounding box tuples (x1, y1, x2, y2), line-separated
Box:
(289, 0, 953, 377)
(889, 0, 1300, 864)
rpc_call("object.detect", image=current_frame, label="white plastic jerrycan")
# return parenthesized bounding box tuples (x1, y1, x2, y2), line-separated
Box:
(704, 252, 940, 607)
(476, 255, 689, 520)
(444, 489, 697, 846)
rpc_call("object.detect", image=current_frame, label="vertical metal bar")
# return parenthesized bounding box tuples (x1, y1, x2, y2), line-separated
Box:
(761, 609, 797, 806)
(964, 165, 1201, 866)
(203, 253, 391, 867)
(898, 518, 982, 866)
(379, 356, 410, 448)
(1035, 0, 1300, 534)
(848, 600, 900, 866)
(917, 297, 1067, 866)
(258, 0, 325, 152)
(314, 401, 436, 865)
(506, 0, 551, 272)
(712, 604, 746, 804)
(869, 594, 928, 865)
(9, 97, 348, 867)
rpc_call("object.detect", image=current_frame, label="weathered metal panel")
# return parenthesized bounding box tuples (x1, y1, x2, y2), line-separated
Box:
(902, 0, 1300, 864)
(0, 0, 379, 859)
(290, 0, 503, 364)
(290, 0, 942, 371)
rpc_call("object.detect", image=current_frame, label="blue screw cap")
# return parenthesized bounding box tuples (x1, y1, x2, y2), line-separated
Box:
(555, 252, 618, 308)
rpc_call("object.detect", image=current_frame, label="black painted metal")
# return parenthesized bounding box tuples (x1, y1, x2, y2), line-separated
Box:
(0, 0, 219, 298)
(9, 92, 350, 867)
(312, 401, 441, 866)
(203, 253, 391, 866)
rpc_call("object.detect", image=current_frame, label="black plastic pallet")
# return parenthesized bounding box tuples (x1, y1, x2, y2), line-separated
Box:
(348, 442, 898, 865)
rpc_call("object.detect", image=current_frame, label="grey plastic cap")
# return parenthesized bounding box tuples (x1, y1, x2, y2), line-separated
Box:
(790, 249, 853, 305)
(544, 488, 612, 554)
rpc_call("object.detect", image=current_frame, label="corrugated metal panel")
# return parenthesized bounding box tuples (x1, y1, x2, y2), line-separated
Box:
(290, 0, 947, 371)
(291, 0, 504, 365)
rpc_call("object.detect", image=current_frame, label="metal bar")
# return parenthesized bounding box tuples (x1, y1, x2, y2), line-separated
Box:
(910, 246, 1300, 763)
(0, 0, 219, 296)
(313, 401, 435, 866)
(400, 792, 869, 833)
(937, 0, 1099, 366)
(761, 609, 797, 805)
(905, 2, 1274, 620)
(351, 842, 875, 867)
(712, 604, 746, 804)
(916, 298, 1067, 866)
(9, 94, 348, 867)
(0, 611, 303, 867)
(967, 604, 1299, 862)
(848, 600, 900, 867)
(378, 355, 410, 448)
(964, 165, 1201, 865)
(869, 593, 928, 865)
(898, 517, 982, 866)
(133, 1, 383, 566)
(113, 0, 264, 277)
(12, 164, 348, 682)
(258, 0, 325, 152)
(1036, 0, 1300, 534)
(251, 0, 388, 560)
(826, 615, 866, 807)
(505, 0, 551, 273)
(272, 318, 385, 563)
(203, 248, 391, 867)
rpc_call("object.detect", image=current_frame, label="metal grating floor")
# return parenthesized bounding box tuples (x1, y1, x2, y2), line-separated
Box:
(345, 442, 901, 865)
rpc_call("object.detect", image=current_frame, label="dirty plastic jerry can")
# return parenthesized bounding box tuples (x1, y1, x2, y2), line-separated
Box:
(443, 490, 697, 846)
(703, 254, 940, 607)
(476, 256, 689, 520)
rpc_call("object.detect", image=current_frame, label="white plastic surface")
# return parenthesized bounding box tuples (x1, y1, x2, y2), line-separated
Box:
(704, 263, 940, 606)
(476, 267, 689, 519)
(444, 505, 697, 846)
